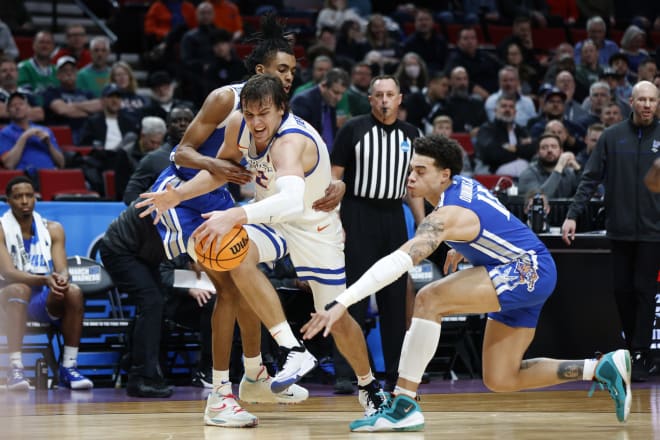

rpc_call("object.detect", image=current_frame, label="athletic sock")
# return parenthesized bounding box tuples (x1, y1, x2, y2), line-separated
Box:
(269, 321, 300, 349)
(356, 371, 374, 387)
(62, 346, 78, 368)
(244, 355, 266, 381)
(583, 358, 598, 381)
(213, 369, 232, 395)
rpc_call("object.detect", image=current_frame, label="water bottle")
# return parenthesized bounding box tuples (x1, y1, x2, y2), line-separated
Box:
(530, 193, 545, 233)
(35, 357, 48, 390)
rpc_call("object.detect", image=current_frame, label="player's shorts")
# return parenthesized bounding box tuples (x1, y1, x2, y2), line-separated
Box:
(486, 252, 557, 328)
(27, 286, 59, 324)
(244, 212, 346, 311)
(151, 167, 235, 259)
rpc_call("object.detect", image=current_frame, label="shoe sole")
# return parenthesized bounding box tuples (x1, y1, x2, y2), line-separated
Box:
(270, 357, 318, 394)
(612, 349, 632, 423)
(350, 412, 425, 432)
(204, 415, 258, 428)
(7, 382, 30, 392)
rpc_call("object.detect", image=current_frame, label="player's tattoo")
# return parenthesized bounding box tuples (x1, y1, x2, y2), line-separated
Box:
(557, 361, 583, 380)
(520, 359, 539, 370)
(409, 216, 445, 263)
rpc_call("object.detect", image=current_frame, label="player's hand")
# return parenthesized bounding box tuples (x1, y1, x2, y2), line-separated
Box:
(137, 183, 181, 224)
(188, 288, 213, 307)
(206, 158, 253, 185)
(192, 208, 242, 254)
(47, 273, 66, 297)
(301, 302, 346, 339)
(561, 219, 577, 245)
(443, 249, 465, 275)
(312, 180, 345, 212)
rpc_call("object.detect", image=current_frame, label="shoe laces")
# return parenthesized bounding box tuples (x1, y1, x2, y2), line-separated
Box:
(64, 367, 84, 379)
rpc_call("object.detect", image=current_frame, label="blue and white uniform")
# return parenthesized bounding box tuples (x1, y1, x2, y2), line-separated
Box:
(151, 84, 243, 259)
(439, 175, 557, 327)
(238, 112, 346, 309)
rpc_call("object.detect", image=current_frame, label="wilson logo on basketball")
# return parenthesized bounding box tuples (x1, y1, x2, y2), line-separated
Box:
(230, 236, 249, 255)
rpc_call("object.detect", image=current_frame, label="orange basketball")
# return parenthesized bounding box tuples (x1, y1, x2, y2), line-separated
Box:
(194, 226, 250, 271)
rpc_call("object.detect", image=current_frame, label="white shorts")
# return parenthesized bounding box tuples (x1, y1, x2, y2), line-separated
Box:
(244, 212, 346, 311)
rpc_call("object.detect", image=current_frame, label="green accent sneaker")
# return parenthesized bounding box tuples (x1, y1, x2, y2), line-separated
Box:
(588, 349, 632, 422)
(350, 394, 424, 432)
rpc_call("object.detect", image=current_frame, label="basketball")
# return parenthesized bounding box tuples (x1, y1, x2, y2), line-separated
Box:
(194, 226, 250, 271)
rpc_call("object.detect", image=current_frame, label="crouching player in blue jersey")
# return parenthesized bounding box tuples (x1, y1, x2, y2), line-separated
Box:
(301, 134, 632, 432)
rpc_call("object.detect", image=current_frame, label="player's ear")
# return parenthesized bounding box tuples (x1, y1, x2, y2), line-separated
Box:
(255, 64, 265, 74)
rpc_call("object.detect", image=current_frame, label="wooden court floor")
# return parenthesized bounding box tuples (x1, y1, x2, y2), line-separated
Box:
(1, 383, 658, 439)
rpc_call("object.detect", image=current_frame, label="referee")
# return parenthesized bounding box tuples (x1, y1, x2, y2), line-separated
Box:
(329, 75, 422, 393)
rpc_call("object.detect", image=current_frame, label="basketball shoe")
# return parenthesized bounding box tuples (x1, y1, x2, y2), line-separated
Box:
(358, 379, 390, 416)
(270, 344, 317, 394)
(6, 365, 29, 391)
(588, 349, 632, 422)
(204, 390, 258, 428)
(239, 372, 309, 404)
(350, 394, 424, 432)
(59, 365, 93, 390)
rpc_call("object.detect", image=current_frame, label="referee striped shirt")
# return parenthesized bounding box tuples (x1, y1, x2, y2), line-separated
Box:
(331, 114, 421, 200)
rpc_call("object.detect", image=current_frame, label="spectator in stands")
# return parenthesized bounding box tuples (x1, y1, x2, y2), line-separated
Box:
(0, 176, 93, 391)
(293, 55, 334, 96)
(0, 57, 44, 123)
(496, 15, 542, 75)
(636, 58, 658, 83)
(444, 66, 488, 135)
(575, 39, 603, 93)
(576, 122, 604, 168)
(316, 0, 367, 33)
(0, 0, 33, 35)
(76, 36, 112, 98)
(203, 29, 247, 96)
(0, 19, 19, 60)
(123, 106, 194, 204)
(365, 14, 400, 74)
(546, 0, 579, 26)
(527, 87, 586, 153)
(0, 92, 64, 178)
(600, 101, 624, 127)
(518, 132, 581, 198)
(579, 81, 611, 127)
(110, 61, 147, 115)
(501, 41, 540, 96)
(291, 68, 349, 151)
(404, 71, 449, 134)
(608, 53, 634, 102)
(52, 24, 92, 69)
(598, 67, 632, 114)
(543, 119, 586, 157)
(574, 16, 619, 68)
(555, 70, 589, 123)
(393, 52, 428, 95)
(485, 66, 537, 128)
(401, 8, 448, 74)
(17, 31, 57, 100)
(143, 0, 197, 50)
(180, 2, 219, 104)
(474, 94, 535, 176)
(431, 114, 473, 177)
(444, 27, 502, 99)
(142, 70, 194, 121)
(619, 25, 649, 79)
(498, 0, 550, 27)
(209, 0, 243, 41)
(335, 20, 369, 63)
(344, 61, 372, 117)
(42, 56, 101, 146)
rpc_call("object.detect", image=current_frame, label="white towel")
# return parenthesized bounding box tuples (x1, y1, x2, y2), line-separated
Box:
(0, 210, 52, 274)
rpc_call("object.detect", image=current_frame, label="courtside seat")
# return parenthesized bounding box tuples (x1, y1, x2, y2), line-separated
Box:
(37, 169, 100, 201)
(450, 132, 474, 157)
(48, 126, 74, 146)
(473, 174, 512, 190)
(0, 169, 25, 201)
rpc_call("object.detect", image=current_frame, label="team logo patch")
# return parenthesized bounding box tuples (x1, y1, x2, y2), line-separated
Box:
(515, 260, 539, 292)
(652, 140, 660, 153)
(400, 139, 411, 152)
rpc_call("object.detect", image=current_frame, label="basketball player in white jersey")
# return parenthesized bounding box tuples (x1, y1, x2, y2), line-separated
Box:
(139, 74, 389, 418)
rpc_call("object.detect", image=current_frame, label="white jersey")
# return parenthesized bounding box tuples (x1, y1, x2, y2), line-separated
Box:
(237, 111, 334, 224)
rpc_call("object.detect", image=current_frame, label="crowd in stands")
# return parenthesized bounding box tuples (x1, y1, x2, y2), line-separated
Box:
(0, 0, 659, 391)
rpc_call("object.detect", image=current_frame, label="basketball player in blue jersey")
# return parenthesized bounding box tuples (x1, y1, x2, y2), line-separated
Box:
(145, 16, 309, 428)
(139, 74, 390, 421)
(301, 134, 633, 432)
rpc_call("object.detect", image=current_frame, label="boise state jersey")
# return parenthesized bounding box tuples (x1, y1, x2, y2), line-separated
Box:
(236, 112, 333, 224)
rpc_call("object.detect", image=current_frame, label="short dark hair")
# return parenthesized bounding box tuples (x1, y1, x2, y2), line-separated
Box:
(412, 134, 463, 177)
(322, 67, 349, 88)
(368, 75, 400, 95)
(537, 132, 562, 148)
(6, 175, 33, 197)
(240, 74, 289, 114)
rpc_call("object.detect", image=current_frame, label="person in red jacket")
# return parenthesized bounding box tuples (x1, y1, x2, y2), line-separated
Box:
(144, 0, 197, 48)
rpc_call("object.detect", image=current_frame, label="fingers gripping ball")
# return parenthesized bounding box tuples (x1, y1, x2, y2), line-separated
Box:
(194, 226, 250, 271)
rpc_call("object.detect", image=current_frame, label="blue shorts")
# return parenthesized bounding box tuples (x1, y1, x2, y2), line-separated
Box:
(486, 252, 557, 328)
(151, 166, 235, 259)
(27, 286, 59, 324)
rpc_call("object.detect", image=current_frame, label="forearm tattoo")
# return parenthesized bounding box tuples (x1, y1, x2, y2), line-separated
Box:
(557, 361, 583, 380)
(409, 216, 445, 263)
(520, 359, 539, 370)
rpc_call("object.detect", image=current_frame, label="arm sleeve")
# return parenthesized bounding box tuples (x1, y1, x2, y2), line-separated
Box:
(243, 175, 305, 224)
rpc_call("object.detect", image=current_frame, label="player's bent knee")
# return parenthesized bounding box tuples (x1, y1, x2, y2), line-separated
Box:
(482, 372, 518, 393)
(413, 287, 441, 319)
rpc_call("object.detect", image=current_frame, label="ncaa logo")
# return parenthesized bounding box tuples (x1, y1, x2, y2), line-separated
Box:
(400, 139, 411, 153)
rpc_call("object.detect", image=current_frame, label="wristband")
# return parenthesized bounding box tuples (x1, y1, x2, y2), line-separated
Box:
(324, 300, 338, 311)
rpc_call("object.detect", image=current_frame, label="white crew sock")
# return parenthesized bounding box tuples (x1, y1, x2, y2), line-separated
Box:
(269, 321, 299, 349)
(583, 358, 598, 381)
(62, 346, 78, 368)
(213, 369, 232, 395)
(244, 354, 266, 381)
(9, 352, 23, 369)
(357, 371, 374, 387)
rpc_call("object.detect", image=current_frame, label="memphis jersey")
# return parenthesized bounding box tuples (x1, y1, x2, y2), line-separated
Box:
(171, 83, 244, 181)
(439, 175, 549, 267)
(236, 112, 332, 224)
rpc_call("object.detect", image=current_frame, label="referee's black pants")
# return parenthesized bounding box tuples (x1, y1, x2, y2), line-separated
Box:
(334, 197, 409, 385)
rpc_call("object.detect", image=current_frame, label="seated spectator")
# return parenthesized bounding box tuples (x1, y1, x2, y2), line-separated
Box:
(144, 0, 197, 50)
(17, 31, 58, 101)
(555, 70, 589, 115)
(527, 87, 586, 154)
(401, 8, 448, 74)
(544, 119, 586, 157)
(575, 39, 603, 93)
(444, 66, 487, 135)
(141, 71, 194, 122)
(209, 0, 243, 41)
(0, 92, 64, 180)
(0, 57, 44, 123)
(202, 29, 247, 96)
(607, 53, 633, 103)
(292, 55, 334, 96)
(518, 132, 581, 198)
(576, 122, 604, 169)
(0, 18, 18, 60)
(42, 56, 101, 145)
(365, 14, 401, 74)
(496, 15, 542, 75)
(598, 67, 632, 116)
(574, 16, 619, 68)
(579, 81, 611, 127)
(636, 58, 658, 83)
(343, 61, 372, 118)
(474, 94, 535, 176)
(110, 61, 147, 115)
(0, 176, 93, 391)
(316, 0, 366, 33)
(600, 101, 624, 127)
(393, 52, 428, 95)
(619, 25, 649, 79)
(501, 41, 540, 97)
(76, 36, 112, 98)
(335, 19, 369, 64)
(52, 24, 92, 69)
(431, 114, 473, 177)
(404, 71, 449, 134)
(485, 66, 537, 128)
